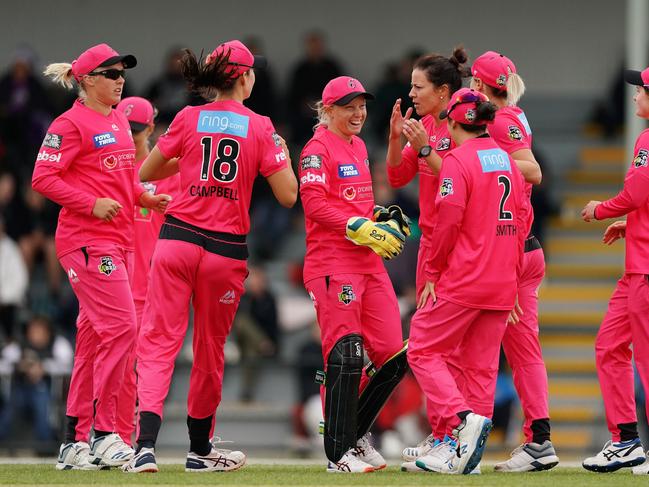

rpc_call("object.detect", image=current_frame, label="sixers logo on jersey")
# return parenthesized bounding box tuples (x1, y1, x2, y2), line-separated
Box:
(440, 178, 454, 198)
(508, 126, 523, 141)
(98, 256, 117, 276)
(634, 149, 648, 168)
(436, 138, 451, 151)
(338, 285, 356, 305)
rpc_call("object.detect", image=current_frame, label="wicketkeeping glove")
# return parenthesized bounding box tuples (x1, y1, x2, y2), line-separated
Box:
(373, 204, 411, 237)
(346, 216, 406, 259)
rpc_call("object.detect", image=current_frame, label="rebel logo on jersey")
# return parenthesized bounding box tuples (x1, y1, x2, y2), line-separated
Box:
(300, 172, 326, 184)
(36, 150, 61, 163)
(98, 256, 117, 276)
(338, 285, 356, 305)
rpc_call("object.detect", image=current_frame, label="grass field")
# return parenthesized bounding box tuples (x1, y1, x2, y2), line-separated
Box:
(0, 465, 647, 486)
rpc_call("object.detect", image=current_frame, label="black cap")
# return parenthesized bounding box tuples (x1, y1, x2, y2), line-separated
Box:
(333, 91, 375, 106)
(99, 54, 137, 70)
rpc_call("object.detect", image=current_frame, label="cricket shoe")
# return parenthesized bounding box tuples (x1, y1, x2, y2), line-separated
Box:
(415, 434, 458, 473)
(583, 439, 645, 473)
(122, 447, 158, 473)
(89, 434, 134, 467)
(350, 434, 386, 470)
(56, 441, 106, 470)
(326, 451, 374, 473)
(495, 440, 560, 472)
(402, 434, 438, 462)
(632, 455, 649, 474)
(185, 439, 246, 472)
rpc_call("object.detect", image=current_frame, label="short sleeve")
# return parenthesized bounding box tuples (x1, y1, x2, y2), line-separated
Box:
(489, 115, 530, 154)
(156, 107, 187, 160)
(258, 117, 289, 177)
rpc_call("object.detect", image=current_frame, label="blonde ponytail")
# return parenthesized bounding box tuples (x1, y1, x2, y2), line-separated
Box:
(506, 72, 526, 106)
(43, 63, 75, 90)
(312, 100, 330, 131)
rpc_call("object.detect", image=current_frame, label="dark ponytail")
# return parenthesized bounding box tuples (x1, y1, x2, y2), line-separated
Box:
(180, 49, 237, 99)
(413, 45, 470, 93)
(457, 100, 498, 133)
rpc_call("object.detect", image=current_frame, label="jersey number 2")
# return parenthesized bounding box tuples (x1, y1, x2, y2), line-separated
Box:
(200, 137, 240, 183)
(498, 175, 513, 221)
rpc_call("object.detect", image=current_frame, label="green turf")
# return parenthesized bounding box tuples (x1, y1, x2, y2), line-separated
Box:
(0, 465, 647, 486)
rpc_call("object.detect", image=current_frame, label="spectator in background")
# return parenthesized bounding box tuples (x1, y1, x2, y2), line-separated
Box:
(243, 37, 278, 121)
(0, 45, 53, 184)
(0, 214, 28, 341)
(286, 31, 343, 146)
(234, 265, 279, 403)
(144, 47, 203, 131)
(0, 315, 72, 444)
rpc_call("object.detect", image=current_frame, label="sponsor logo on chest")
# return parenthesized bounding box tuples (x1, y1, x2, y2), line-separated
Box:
(93, 132, 117, 148)
(338, 163, 359, 178)
(340, 183, 373, 202)
(101, 149, 135, 172)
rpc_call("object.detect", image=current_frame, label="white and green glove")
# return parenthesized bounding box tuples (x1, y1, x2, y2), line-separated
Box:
(346, 216, 406, 259)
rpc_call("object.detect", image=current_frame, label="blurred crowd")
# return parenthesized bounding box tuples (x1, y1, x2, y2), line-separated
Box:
(0, 32, 557, 454)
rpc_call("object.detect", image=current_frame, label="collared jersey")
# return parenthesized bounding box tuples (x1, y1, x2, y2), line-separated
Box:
(132, 158, 181, 301)
(597, 128, 649, 274)
(299, 126, 385, 283)
(156, 99, 287, 234)
(489, 106, 535, 235)
(425, 136, 527, 310)
(387, 114, 454, 243)
(32, 99, 137, 258)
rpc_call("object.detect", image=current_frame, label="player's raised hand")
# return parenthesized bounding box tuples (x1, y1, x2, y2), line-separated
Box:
(92, 198, 122, 222)
(389, 99, 413, 141)
(581, 200, 601, 222)
(403, 118, 428, 153)
(603, 220, 627, 245)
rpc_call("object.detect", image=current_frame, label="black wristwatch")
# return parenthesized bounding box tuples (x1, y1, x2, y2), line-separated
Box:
(418, 145, 432, 157)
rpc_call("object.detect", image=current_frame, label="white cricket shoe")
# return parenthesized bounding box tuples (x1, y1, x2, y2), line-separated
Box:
(451, 413, 492, 474)
(632, 455, 649, 474)
(122, 447, 158, 473)
(56, 441, 106, 470)
(495, 440, 560, 472)
(415, 435, 458, 473)
(185, 439, 246, 472)
(402, 434, 437, 462)
(89, 434, 134, 467)
(583, 439, 645, 473)
(326, 450, 374, 473)
(350, 434, 386, 470)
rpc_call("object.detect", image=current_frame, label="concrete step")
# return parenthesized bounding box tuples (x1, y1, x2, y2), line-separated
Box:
(580, 146, 625, 165)
(545, 262, 622, 280)
(549, 379, 600, 399)
(539, 284, 614, 302)
(546, 238, 624, 256)
(545, 357, 596, 374)
(539, 311, 603, 328)
(567, 169, 625, 185)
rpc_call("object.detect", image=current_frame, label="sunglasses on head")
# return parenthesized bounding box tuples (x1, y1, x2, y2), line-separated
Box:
(446, 92, 484, 117)
(87, 69, 126, 80)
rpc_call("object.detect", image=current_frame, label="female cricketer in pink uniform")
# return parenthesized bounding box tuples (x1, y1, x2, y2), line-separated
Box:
(32, 44, 170, 470)
(114, 96, 180, 447)
(408, 88, 527, 475)
(464, 51, 559, 471)
(300, 76, 409, 473)
(580, 67, 649, 475)
(123, 40, 297, 474)
(384, 48, 472, 470)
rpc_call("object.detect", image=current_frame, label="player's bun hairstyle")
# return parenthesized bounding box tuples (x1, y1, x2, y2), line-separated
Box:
(414, 46, 470, 93)
(44, 63, 86, 99)
(457, 99, 498, 133)
(180, 49, 238, 99)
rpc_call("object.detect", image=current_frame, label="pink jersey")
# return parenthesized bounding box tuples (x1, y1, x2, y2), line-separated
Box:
(489, 106, 534, 235)
(32, 99, 139, 257)
(386, 115, 454, 243)
(132, 158, 181, 301)
(596, 128, 649, 274)
(156, 99, 287, 234)
(424, 136, 527, 309)
(299, 126, 385, 283)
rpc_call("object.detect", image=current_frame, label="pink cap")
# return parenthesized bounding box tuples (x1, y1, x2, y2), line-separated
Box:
(116, 97, 156, 132)
(71, 43, 136, 82)
(471, 51, 516, 90)
(206, 40, 266, 78)
(624, 67, 649, 87)
(440, 88, 491, 125)
(322, 76, 375, 106)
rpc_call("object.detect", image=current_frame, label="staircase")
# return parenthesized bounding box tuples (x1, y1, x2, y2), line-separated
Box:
(538, 143, 627, 453)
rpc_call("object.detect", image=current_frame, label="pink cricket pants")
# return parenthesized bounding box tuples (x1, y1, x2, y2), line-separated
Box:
(408, 298, 509, 431)
(136, 239, 247, 421)
(305, 272, 404, 403)
(60, 244, 136, 437)
(596, 273, 649, 441)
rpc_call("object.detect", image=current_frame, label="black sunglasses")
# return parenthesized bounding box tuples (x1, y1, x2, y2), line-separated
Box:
(87, 69, 126, 80)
